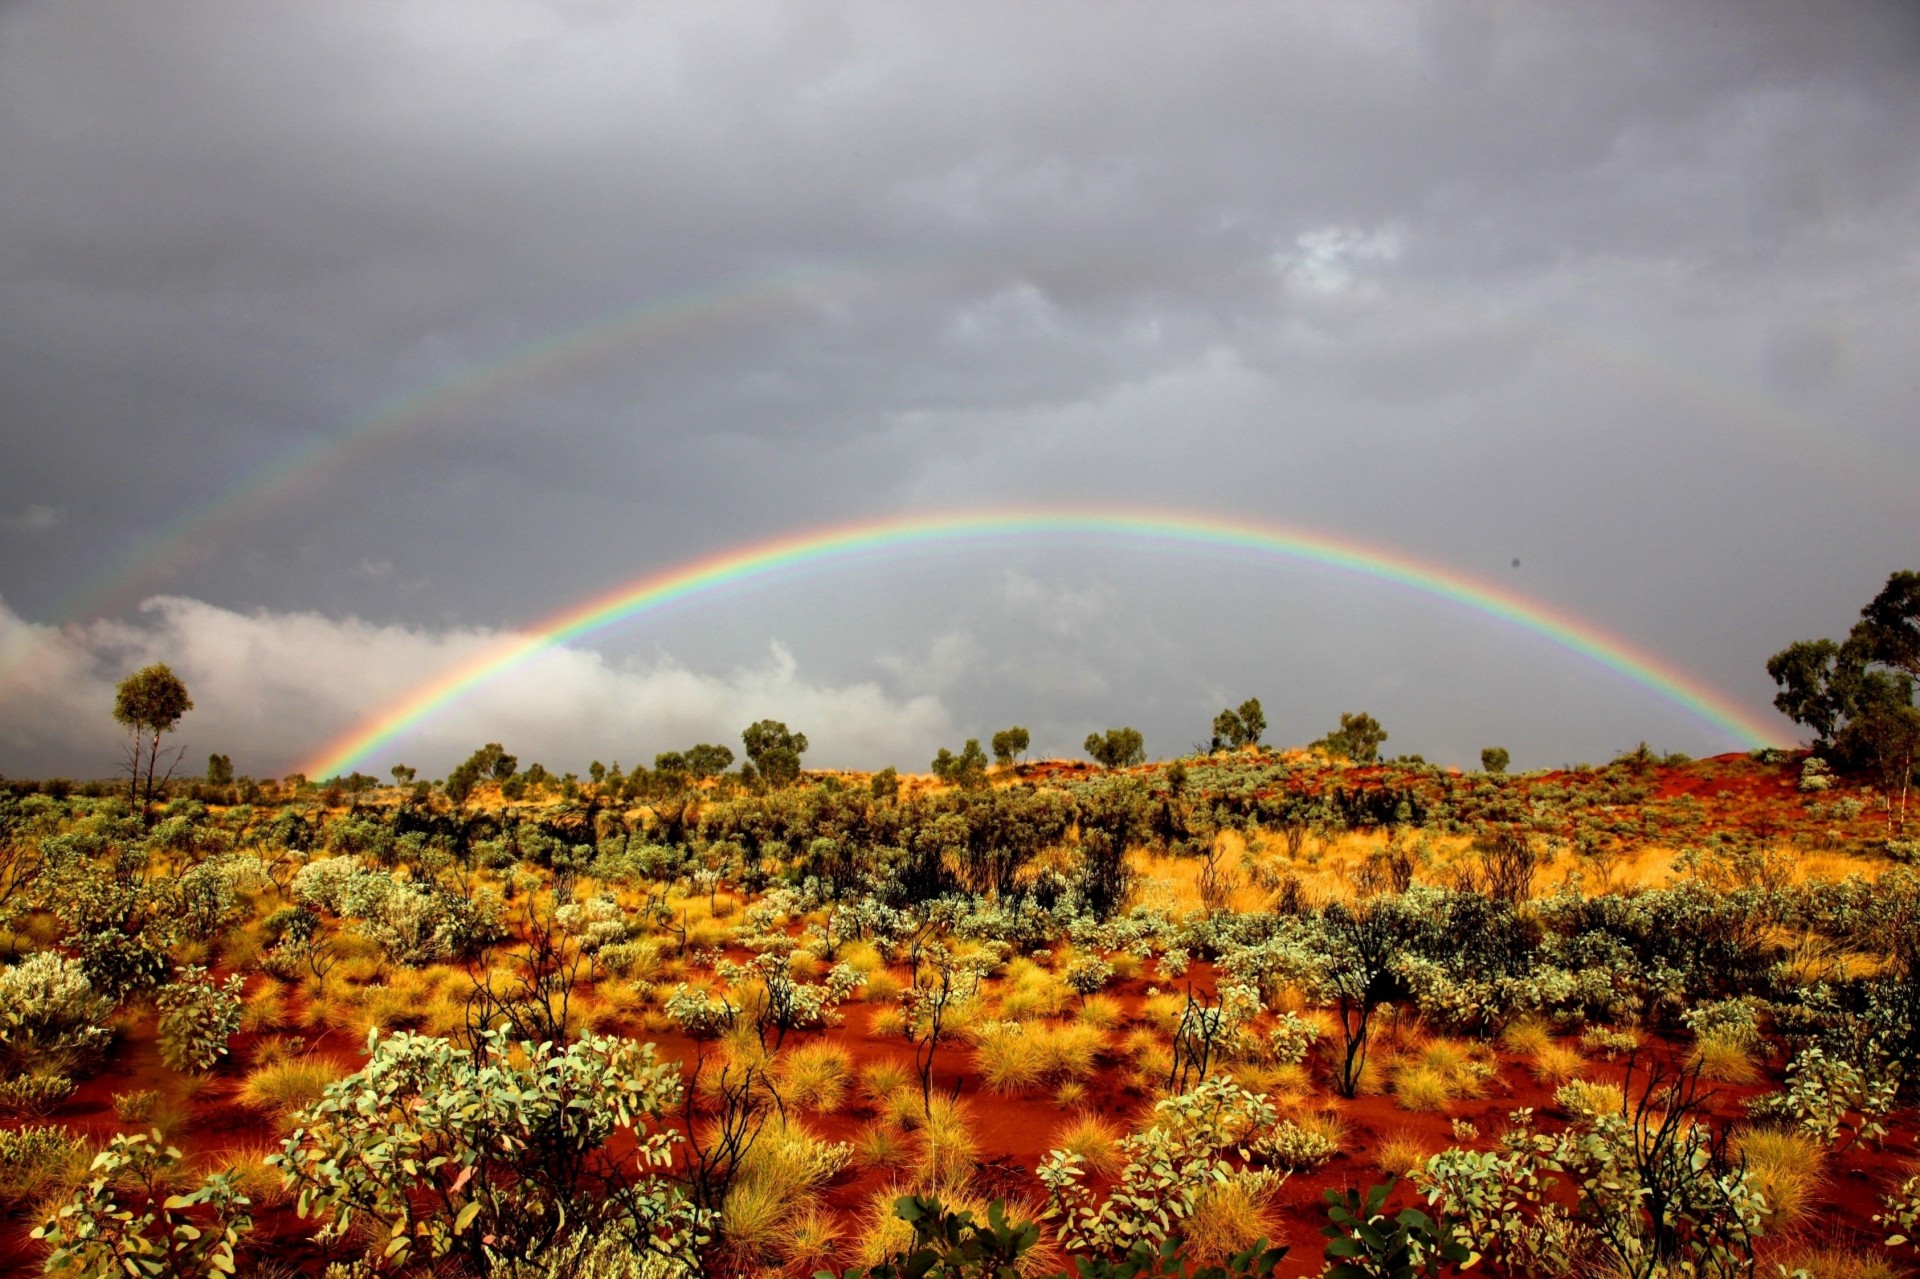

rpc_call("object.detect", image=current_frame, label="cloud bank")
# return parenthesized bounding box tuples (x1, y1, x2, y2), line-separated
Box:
(0, 595, 949, 779)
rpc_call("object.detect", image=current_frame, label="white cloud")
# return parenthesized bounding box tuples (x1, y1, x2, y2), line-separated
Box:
(0, 595, 948, 779)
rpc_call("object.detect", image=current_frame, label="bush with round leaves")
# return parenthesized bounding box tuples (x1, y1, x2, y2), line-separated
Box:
(32, 1129, 251, 1278)
(270, 1027, 703, 1274)
(155, 966, 245, 1073)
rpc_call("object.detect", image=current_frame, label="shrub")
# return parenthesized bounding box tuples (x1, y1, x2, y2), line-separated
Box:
(664, 984, 738, 1038)
(1322, 1179, 1467, 1278)
(1266, 1013, 1320, 1067)
(271, 1027, 702, 1274)
(1752, 1045, 1896, 1147)
(1877, 1174, 1920, 1253)
(0, 1124, 90, 1201)
(1064, 955, 1115, 997)
(155, 966, 245, 1073)
(1260, 1118, 1340, 1171)
(0, 951, 112, 1071)
(32, 1129, 252, 1278)
(0, 1069, 74, 1117)
(1039, 1075, 1274, 1253)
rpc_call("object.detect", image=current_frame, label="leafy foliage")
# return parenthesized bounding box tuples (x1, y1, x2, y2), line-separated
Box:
(33, 1129, 251, 1278)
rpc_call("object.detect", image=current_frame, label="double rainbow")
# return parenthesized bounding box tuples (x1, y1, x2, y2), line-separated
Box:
(302, 507, 1788, 777)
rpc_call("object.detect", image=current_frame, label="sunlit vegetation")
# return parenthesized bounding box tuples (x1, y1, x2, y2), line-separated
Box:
(3, 602, 1920, 1279)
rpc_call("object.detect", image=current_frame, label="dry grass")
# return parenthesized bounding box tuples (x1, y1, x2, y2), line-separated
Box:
(974, 1024, 1045, 1094)
(1391, 1039, 1496, 1111)
(238, 1055, 349, 1120)
(1500, 1018, 1554, 1057)
(1051, 1112, 1125, 1177)
(1181, 1170, 1288, 1265)
(1767, 1246, 1897, 1279)
(780, 1205, 845, 1275)
(858, 1057, 915, 1105)
(209, 1145, 294, 1208)
(1372, 1129, 1431, 1177)
(912, 1096, 979, 1187)
(1530, 1041, 1585, 1085)
(852, 1121, 911, 1170)
(1691, 1030, 1761, 1084)
(1734, 1126, 1825, 1228)
(720, 1117, 851, 1265)
(777, 1041, 854, 1113)
(1077, 993, 1125, 1030)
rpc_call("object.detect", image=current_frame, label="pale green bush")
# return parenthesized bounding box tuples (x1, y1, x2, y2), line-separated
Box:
(1038, 1075, 1274, 1252)
(155, 966, 244, 1073)
(0, 951, 112, 1071)
(33, 1129, 251, 1278)
(271, 1028, 703, 1274)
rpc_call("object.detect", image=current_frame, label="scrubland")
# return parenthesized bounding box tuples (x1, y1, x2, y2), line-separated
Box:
(1, 746, 1917, 1278)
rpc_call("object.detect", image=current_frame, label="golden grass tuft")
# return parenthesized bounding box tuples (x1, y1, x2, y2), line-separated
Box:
(1690, 1030, 1761, 1084)
(1372, 1129, 1432, 1177)
(858, 1057, 915, 1105)
(1391, 1063, 1455, 1113)
(1767, 1247, 1897, 1279)
(1734, 1126, 1825, 1228)
(1499, 1018, 1554, 1057)
(238, 1055, 349, 1120)
(720, 1116, 852, 1264)
(1181, 1170, 1288, 1266)
(852, 1120, 912, 1169)
(863, 969, 906, 1003)
(913, 1096, 979, 1186)
(780, 1204, 845, 1275)
(1529, 1041, 1585, 1085)
(1077, 993, 1125, 1031)
(1051, 1112, 1125, 1177)
(1054, 1079, 1088, 1109)
(210, 1145, 294, 1208)
(777, 1041, 854, 1114)
(974, 1025, 1045, 1094)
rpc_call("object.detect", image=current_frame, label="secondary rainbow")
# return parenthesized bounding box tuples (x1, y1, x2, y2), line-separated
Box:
(303, 507, 1789, 777)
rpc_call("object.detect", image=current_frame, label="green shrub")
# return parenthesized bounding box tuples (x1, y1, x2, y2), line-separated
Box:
(32, 1129, 251, 1278)
(155, 966, 245, 1073)
(0, 951, 112, 1072)
(271, 1027, 703, 1274)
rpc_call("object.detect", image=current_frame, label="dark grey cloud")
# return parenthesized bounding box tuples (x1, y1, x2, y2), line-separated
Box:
(3, 0, 1918, 776)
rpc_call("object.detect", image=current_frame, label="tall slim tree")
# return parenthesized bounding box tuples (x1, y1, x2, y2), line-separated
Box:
(114, 663, 193, 812)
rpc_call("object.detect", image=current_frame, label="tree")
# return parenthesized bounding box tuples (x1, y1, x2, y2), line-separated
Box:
(445, 743, 514, 807)
(742, 719, 808, 786)
(990, 726, 1030, 768)
(1855, 570, 1920, 679)
(1210, 698, 1266, 751)
(931, 739, 989, 789)
(1767, 638, 1857, 745)
(113, 663, 193, 811)
(205, 754, 233, 785)
(1317, 712, 1386, 763)
(1480, 746, 1510, 775)
(1084, 727, 1145, 770)
(683, 743, 734, 777)
(389, 764, 416, 787)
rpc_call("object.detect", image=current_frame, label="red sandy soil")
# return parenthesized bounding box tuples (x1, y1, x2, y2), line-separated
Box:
(11, 948, 1910, 1279)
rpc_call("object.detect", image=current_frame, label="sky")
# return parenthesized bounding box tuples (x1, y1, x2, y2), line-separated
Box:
(2, 1, 1917, 781)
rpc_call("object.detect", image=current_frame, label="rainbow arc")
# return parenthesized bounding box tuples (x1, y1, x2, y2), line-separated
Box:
(301, 507, 1788, 778)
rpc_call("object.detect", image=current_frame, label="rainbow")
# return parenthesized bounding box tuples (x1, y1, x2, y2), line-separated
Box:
(30, 250, 1911, 640)
(302, 507, 1790, 777)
